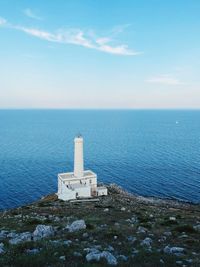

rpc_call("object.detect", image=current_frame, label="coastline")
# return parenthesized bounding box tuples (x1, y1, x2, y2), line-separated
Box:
(1, 183, 199, 213)
(0, 183, 200, 266)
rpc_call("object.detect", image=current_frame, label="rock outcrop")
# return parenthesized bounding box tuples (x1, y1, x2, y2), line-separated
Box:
(67, 219, 86, 232)
(0, 184, 199, 267)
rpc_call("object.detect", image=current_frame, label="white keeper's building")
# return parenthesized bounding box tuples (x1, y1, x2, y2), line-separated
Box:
(57, 135, 107, 201)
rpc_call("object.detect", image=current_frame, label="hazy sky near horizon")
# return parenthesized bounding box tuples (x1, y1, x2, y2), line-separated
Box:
(0, 0, 200, 109)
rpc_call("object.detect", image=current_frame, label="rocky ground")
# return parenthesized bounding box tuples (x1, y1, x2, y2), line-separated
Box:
(0, 184, 200, 267)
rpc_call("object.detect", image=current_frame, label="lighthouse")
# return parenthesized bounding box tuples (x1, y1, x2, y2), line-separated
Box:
(74, 135, 84, 178)
(57, 135, 108, 201)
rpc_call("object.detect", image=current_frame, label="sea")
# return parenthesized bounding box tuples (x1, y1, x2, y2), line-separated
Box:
(0, 110, 200, 210)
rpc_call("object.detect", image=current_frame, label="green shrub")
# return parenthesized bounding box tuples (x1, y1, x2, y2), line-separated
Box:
(174, 224, 196, 233)
(25, 218, 42, 225)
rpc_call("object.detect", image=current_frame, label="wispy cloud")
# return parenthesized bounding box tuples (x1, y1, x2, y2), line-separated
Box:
(23, 8, 42, 20)
(146, 74, 182, 85)
(16, 26, 140, 55)
(16, 26, 57, 42)
(0, 16, 140, 56)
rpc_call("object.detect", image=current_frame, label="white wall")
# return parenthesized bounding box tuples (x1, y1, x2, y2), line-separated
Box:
(76, 186, 91, 198)
(58, 181, 76, 201)
(74, 137, 84, 178)
(97, 187, 108, 196)
(63, 174, 97, 188)
(57, 171, 98, 200)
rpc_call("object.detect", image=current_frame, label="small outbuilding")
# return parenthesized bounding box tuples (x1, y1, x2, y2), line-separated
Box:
(96, 186, 108, 196)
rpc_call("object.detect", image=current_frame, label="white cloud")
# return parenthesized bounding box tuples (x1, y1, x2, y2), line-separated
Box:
(23, 8, 42, 20)
(98, 44, 138, 55)
(0, 17, 6, 25)
(147, 74, 182, 85)
(12, 24, 140, 56)
(96, 37, 111, 45)
(0, 15, 141, 55)
(16, 26, 57, 42)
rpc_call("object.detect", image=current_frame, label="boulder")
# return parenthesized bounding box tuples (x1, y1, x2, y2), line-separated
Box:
(163, 231, 172, 237)
(107, 245, 114, 252)
(67, 220, 86, 232)
(117, 255, 128, 261)
(82, 232, 89, 238)
(186, 259, 193, 264)
(126, 216, 138, 224)
(54, 217, 60, 222)
(33, 225, 54, 239)
(101, 251, 118, 265)
(158, 236, 167, 242)
(137, 226, 147, 234)
(132, 248, 139, 255)
(7, 232, 17, 238)
(86, 250, 117, 266)
(164, 245, 185, 256)
(0, 242, 4, 254)
(170, 247, 185, 255)
(63, 240, 72, 246)
(127, 236, 137, 243)
(163, 245, 171, 254)
(100, 224, 107, 228)
(9, 232, 32, 245)
(50, 240, 62, 245)
(84, 247, 100, 254)
(73, 251, 82, 257)
(86, 250, 101, 262)
(178, 234, 188, 238)
(59, 256, 66, 261)
(160, 259, 164, 264)
(26, 248, 40, 254)
(193, 224, 200, 231)
(140, 237, 153, 248)
(0, 230, 8, 240)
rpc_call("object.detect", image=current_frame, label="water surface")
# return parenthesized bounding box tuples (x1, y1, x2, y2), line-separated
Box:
(0, 110, 200, 209)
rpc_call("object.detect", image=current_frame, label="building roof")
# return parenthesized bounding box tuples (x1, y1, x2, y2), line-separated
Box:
(70, 183, 90, 189)
(58, 170, 97, 181)
(97, 186, 107, 191)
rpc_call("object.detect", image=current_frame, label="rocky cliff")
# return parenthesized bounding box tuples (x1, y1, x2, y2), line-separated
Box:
(0, 184, 200, 267)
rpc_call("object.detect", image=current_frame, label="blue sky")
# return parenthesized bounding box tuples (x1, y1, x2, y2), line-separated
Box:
(0, 0, 200, 109)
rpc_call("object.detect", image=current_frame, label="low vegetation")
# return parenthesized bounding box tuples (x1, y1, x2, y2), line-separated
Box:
(0, 184, 199, 267)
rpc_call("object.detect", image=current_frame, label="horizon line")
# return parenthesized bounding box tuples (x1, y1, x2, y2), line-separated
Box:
(0, 108, 200, 111)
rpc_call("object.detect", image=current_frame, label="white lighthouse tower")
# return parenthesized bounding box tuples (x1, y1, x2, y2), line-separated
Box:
(57, 135, 107, 201)
(74, 135, 84, 178)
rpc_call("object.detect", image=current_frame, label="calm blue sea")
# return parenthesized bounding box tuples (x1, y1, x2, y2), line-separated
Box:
(0, 110, 200, 210)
